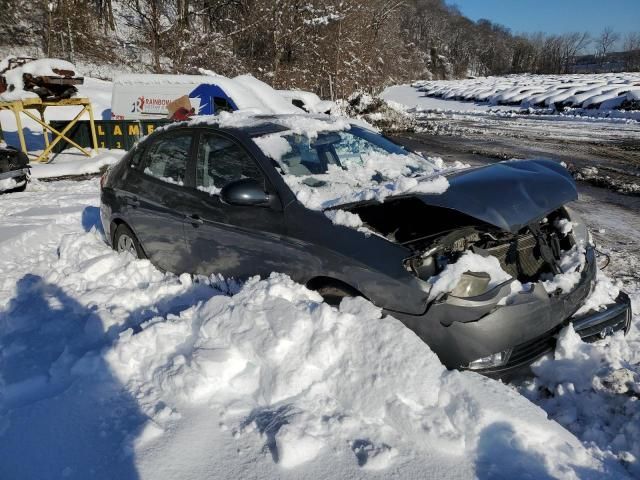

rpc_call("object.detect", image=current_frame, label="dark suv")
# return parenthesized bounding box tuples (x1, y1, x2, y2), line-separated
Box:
(100, 114, 631, 377)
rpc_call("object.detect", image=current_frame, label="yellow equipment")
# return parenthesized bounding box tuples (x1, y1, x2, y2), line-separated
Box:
(0, 97, 99, 163)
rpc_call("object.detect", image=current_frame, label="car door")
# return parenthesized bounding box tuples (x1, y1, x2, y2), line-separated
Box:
(122, 130, 195, 273)
(180, 130, 299, 279)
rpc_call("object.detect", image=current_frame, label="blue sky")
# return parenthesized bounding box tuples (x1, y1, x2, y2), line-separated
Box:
(446, 0, 639, 51)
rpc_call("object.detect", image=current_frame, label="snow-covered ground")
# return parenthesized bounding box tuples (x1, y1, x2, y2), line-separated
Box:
(0, 176, 638, 478)
(397, 73, 640, 119)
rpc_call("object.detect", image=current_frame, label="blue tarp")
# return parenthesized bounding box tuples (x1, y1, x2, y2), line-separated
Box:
(189, 84, 238, 114)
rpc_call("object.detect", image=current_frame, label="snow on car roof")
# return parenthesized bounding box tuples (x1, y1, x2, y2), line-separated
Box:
(185, 111, 351, 135)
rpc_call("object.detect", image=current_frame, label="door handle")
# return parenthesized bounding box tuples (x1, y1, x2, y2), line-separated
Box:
(186, 214, 204, 226)
(125, 196, 139, 208)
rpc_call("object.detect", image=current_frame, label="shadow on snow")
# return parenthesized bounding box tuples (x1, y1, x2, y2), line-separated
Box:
(0, 274, 146, 480)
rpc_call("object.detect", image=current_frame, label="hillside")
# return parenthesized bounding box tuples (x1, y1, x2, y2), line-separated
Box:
(3, 0, 638, 97)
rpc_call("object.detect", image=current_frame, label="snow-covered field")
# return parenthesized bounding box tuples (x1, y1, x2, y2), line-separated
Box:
(0, 176, 638, 479)
(406, 73, 640, 118)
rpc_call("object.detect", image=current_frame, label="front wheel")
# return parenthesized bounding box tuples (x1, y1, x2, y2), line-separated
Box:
(113, 224, 146, 259)
(13, 180, 27, 192)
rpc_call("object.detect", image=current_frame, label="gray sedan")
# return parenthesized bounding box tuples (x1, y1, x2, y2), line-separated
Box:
(100, 114, 631, 377)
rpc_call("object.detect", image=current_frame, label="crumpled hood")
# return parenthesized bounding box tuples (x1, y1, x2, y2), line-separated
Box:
(414, 159, 578, 232)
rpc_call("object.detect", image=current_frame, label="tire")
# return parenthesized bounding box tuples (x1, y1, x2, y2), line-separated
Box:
(316, 284, 360, 306)
(13, 176, 27, 192)
(113, 223, 146, 259)
(1, 177, 27, 193)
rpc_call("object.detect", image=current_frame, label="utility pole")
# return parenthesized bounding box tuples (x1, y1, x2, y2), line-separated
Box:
(67, 18, 74, 62)
(47, 2, 54, 57)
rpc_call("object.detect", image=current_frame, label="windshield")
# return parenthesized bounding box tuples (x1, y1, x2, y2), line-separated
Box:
(276, 127, 410, 176)
(252, 123, 448, 210)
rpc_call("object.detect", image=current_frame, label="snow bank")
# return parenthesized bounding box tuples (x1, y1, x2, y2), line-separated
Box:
(104, 265, 614, 477)
(521, 324, 640, 477)
(29, 150, 125, 179)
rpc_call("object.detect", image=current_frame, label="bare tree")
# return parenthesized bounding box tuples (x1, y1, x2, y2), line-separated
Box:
(121, 0, 171, 72)
(597, 26, 620, 59)
(560, 32, 590, 73)
(623, 32, 640, 70)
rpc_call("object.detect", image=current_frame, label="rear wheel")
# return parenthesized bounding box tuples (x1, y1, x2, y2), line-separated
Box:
(315, 284, 360, 306)
(113, 224, 146, 259)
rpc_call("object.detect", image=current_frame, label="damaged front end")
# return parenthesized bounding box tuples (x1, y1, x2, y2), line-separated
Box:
(346, 160, 632, 377)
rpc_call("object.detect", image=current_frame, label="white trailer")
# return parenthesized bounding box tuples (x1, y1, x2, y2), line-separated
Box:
(110, 73, 304, 120)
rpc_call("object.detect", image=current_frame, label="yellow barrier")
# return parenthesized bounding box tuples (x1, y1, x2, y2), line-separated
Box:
(0, 97, 99, 163)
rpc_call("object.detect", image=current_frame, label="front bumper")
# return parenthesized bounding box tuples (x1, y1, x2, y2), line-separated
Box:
(388, 246, 633, 379)
(475, 291, 632, 379)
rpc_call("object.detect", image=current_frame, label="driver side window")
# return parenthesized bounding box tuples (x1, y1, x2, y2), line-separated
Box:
(142, 133, 191, 186)
(196, 133, 264, 194)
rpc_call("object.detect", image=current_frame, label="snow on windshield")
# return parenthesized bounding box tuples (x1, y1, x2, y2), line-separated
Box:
(253, 124, 449, 211)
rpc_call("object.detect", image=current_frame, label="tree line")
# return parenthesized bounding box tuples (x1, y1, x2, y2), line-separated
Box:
(2, 0, 639, 97)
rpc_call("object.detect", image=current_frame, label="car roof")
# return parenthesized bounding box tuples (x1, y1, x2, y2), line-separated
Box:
(156, 113, 345, 138)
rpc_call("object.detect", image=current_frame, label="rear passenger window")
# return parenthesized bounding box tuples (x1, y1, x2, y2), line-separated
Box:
(196, 134, 263, 194)
(143, 134, 192, 185)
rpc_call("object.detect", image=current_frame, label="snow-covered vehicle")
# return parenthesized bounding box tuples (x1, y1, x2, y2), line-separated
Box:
(0, 144, 29, 192)
(100, 113, 632, 377)
(414, 73, 640, 112)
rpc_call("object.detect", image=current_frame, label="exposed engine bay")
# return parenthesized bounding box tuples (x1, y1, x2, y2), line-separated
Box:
(348, 196, 577, 288)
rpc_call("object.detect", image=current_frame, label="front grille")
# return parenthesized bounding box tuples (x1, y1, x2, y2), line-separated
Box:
(486, 233, 548, 281)
(577, 309, 630, 342)
(506, 327, 558, 367)
(473, 327, 560, 378)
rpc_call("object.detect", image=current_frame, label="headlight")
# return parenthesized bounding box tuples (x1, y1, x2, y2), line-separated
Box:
(467, 349, 512, 370)
(564, 205, 590, 248)
(451, 271, 491, 298)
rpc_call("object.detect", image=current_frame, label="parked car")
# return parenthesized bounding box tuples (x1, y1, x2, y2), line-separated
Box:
(100, 114, 631, 378)
(0, 144, 29, 193)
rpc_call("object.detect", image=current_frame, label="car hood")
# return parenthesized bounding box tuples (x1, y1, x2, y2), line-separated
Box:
(408, 159, 577, 233)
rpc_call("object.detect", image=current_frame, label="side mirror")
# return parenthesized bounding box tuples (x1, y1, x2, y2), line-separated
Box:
(220, 178, 273, 207)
